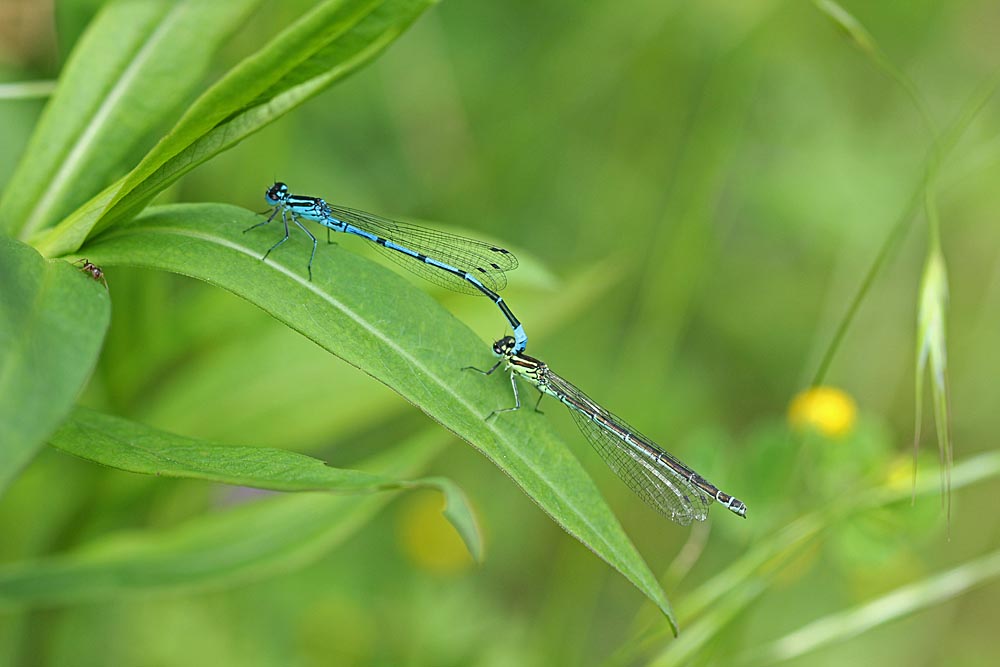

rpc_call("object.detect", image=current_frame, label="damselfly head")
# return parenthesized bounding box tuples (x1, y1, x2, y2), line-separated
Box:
(492, 336, 516, 356)
(265, 182, 289, 205)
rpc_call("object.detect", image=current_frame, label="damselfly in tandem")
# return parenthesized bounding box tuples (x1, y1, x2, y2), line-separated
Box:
(468, 336, 747, 526)
(248, 183, 528, 352)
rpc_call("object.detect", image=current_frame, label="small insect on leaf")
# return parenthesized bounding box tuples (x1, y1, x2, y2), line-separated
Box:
(73, 258, 108, 288)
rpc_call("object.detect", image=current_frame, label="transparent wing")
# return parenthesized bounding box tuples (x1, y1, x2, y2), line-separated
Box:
(545, 372, 712, 526)
(326, 204, 517, 294)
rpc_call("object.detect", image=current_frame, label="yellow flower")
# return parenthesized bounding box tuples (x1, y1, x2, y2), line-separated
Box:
(788, 386, 857, 437)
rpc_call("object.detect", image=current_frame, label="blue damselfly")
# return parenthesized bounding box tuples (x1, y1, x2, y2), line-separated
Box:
(248, 183, 528, 352)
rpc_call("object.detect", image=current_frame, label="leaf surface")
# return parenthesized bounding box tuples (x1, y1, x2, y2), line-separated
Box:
(0, 237, 110, 494)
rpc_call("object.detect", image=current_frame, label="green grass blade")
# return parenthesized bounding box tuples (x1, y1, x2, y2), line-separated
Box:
(0, 237, 110, 495)
(632, 451, 1000, 663)
(35, 0, 437, 258)
(811, 0, 878, 58)
(0, 430, 447, 606)
(810, 185, 919, 388)
(808, 0, 927, 388)
(740, 549, 1000, 665)
(650, 581, 768, 667)
(75, 202, 678, 630)
(812, 0, 935, 134)
(811, 78, 998, 386)
(0, 81, 56, 100)
(49, 406, 483, 560)
(815, 0, 970, 525)
(0, 0, 261, 240)
(915, 244, 951, 515)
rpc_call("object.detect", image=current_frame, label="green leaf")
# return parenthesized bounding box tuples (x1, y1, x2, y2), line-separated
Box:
(0, 237, 110, 495)
(0, 429, 448, 605)
(76, 202, 678, 630)
(424, 476, 483, 563)
(49, 406, 483, 560)
(34, 0, 438, 258)
(0, 0, 262, 240)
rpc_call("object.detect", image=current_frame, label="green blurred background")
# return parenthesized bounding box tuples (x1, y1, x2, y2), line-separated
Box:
(3, 0, 1000, 664)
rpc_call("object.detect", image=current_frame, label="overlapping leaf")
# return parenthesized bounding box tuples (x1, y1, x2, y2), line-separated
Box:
(0, 0, 262, 239)
(34, 0, 437, 257)
(0, 429, 449, 604)
(75, 203, 678, 629)
(50, 406, 482, 560)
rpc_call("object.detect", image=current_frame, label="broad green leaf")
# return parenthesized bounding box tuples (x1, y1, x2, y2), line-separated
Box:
(35, 0, 438, 258)
(0, 429, 448, 605)
(0, 0, 262, 239)
(49, 406, 482, 560)
(0, 237, 110, 495)
(75, 203, 678, 630)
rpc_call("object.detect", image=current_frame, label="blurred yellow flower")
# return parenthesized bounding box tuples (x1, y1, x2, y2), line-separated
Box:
(788, 386, 857, 437)
(396, 490, 474, 574)
(884, 454, 914, 491)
